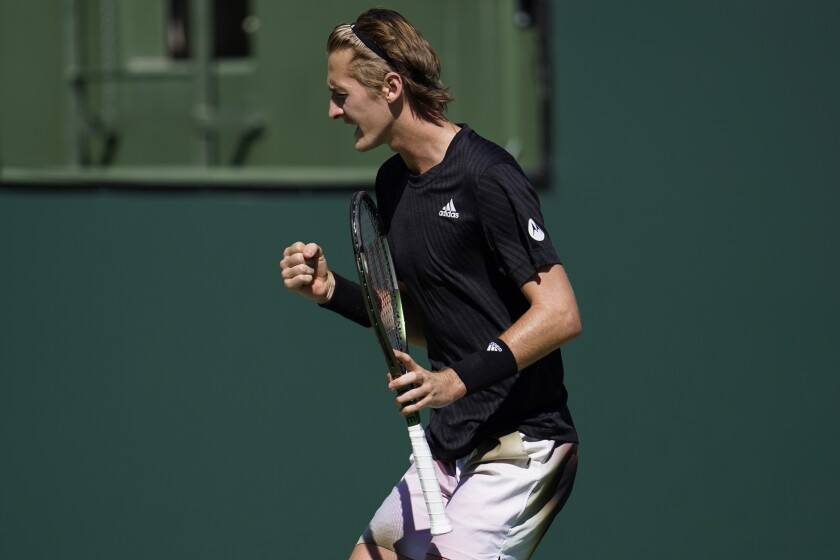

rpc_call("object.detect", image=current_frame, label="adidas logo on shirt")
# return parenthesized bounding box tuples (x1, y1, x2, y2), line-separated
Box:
(439, 199, 460, 219)
(487, 342, 503, 352)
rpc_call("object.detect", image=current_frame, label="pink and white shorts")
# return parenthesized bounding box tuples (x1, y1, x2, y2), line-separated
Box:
(358, 432, 579, 560)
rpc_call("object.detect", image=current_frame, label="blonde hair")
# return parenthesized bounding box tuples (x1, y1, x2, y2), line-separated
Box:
(327, 8, 453, 124)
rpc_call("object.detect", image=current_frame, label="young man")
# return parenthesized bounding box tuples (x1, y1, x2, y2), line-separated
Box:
(280, 8, 581, 560)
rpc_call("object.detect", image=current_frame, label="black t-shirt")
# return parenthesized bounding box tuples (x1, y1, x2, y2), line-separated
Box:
(375, 124, 577, 461)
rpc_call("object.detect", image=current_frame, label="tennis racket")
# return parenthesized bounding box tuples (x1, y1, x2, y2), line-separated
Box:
(349, 190, 453, 536)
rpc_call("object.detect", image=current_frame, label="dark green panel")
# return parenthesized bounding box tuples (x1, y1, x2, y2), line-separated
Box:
(545, 1, 840, 558)
(0, 190, 411, 559)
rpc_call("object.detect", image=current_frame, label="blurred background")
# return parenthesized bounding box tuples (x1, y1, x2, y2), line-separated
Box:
(1, 1, 837, 558)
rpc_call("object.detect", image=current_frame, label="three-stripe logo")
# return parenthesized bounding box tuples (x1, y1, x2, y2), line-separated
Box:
(439, 199, 460, 219)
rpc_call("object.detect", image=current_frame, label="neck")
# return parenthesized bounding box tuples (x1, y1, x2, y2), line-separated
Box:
(389, 117, 461, 175)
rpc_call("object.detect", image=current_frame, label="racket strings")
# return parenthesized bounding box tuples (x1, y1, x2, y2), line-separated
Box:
(359, 203, 405, 353)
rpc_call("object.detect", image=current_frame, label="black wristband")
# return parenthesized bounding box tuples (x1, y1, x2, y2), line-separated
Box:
(451, 338, 519, 394)
(318, 272, 372, 328)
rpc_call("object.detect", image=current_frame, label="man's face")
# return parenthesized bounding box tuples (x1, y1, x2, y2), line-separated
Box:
(327, 49, 391, 152)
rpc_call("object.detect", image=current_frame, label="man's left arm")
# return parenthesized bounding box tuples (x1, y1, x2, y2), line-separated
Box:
(499, 263, 581, 369)
(390, 263, 580, 414)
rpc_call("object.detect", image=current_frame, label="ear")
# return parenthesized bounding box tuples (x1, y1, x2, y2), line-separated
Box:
(382, 71, 403, 104)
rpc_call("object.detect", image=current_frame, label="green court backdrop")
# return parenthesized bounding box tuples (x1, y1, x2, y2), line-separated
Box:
(2, 1, 839, 558)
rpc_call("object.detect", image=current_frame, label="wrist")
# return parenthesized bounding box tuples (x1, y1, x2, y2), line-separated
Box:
(317, 271, 335, 305)
(451, 338, 518, 394)
(446, 368, 468, 400)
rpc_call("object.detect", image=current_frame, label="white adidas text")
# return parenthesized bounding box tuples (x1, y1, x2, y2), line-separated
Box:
(439, 199, 459, 219)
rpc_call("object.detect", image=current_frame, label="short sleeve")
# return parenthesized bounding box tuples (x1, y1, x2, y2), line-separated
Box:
(475, 164, 561, 286)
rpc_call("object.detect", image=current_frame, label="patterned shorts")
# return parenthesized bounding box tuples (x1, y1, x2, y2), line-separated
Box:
(358, 432, 579, 559)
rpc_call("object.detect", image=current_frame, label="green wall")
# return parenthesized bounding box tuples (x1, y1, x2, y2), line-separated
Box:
(2, 1, 839, 558)
(552, 1, 838, 557)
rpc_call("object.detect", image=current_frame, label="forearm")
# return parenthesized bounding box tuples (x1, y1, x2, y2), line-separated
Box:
(499, 300, 581, 370)
(501, 263, 581, 369)
(318, 271, 372, 328)
(450, 264, 581, 393)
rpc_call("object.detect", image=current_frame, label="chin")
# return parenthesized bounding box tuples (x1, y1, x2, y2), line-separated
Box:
(353, 127, 387, 152)
(354, 139, 378, 153)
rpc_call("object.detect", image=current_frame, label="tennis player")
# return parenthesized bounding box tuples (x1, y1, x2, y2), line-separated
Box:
(280, 8, 581, 560)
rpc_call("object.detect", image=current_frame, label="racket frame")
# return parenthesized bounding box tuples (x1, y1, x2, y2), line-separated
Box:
(349, 190, 453, 536)
(350, 191, 420, 426)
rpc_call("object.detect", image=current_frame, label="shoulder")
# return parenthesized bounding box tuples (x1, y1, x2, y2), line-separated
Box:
(451, 126, 528, 190)
(451, 129, 543, 224)
(455, 125, 521, 170)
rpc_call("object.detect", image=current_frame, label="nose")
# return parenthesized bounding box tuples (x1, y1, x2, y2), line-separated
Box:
(328, 98, 343, 120)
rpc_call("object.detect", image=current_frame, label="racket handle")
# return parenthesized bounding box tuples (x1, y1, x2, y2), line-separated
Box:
(407, 424, 453, 536)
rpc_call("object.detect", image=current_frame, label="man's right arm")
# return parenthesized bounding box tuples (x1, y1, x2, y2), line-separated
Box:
(279, 241, 371, 328)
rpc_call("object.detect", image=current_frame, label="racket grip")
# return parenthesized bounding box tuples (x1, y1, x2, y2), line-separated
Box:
(407, 424, 453, 536)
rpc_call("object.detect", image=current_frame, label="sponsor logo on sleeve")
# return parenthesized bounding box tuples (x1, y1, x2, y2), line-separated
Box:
(528, 218, 546, 241)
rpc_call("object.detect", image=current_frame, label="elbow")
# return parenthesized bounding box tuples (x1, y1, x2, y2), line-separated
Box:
(566, 313, 582, 342)
(557, 307, 582, 345)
